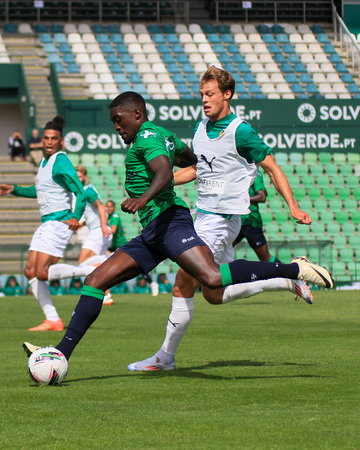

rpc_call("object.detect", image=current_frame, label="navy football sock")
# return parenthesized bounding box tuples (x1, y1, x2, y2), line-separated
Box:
(220, 259, 299, 287)
(56, 286, 105, 360)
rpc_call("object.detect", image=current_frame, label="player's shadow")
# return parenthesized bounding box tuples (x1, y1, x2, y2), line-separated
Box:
(65, 359, 320, 384)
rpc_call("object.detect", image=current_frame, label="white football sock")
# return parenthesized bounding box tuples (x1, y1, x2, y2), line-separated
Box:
(79, 255, 108, 267)
(29, 277, 59, 321)
(48, 263, 96, 281)
(157, 296, 195, 360)
(151, 281, 159, 296)
(222, 278, 292, 304)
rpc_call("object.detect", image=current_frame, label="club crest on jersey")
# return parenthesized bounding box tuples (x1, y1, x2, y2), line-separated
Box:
(140, 130, 157, 139)
(164, 137, 175, 152)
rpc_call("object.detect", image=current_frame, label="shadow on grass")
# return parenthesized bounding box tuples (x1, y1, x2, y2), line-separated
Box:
(65, 359, 321, 384)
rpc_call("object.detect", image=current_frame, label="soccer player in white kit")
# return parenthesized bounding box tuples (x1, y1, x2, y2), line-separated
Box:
(0, 116, 98, 331)
(128, 67, 315, 371)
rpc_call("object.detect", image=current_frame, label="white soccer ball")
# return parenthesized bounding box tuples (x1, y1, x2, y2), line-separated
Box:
(27, 347, 68, 386)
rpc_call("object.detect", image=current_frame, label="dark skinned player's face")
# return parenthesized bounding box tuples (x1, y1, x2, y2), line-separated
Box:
(110, 106, 141, 145)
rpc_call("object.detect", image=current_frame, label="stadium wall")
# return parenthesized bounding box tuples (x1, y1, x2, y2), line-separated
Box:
(28, 98, 360, 155)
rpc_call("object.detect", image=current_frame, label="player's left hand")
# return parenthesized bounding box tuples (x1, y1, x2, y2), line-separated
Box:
(121, 197, 147, 214)
(62, 218, 81, 231)
(292, 208, 312, 225)
(102, 225, 111, 238)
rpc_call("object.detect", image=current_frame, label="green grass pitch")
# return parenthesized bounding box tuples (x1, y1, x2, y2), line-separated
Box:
(0, 290, 359, 449)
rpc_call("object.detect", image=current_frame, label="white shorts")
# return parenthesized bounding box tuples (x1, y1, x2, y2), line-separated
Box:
(29, 221, 74, 258)
(82, 227, 112, 255)
(194, 211, 241, 265)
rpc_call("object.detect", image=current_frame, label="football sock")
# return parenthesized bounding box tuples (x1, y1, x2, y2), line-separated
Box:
(48, 263, 96, 281)
(222, 278, 292, 304)
(29, 277, 59, 321)
(220, 260, 299, 287)
(269, 255, 282, 264)
(157, 296, 195, 360)
(56, 285, 105, 360)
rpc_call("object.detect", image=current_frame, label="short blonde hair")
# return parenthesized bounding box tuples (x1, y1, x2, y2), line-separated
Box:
(200, 66, 235, 98)
(75, 165, 87, 176)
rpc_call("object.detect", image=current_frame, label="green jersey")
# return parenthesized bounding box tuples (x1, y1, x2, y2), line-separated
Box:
(241, 172, 266, 228)
(108, 212, 127, 248)
(125, 121, 188, 227)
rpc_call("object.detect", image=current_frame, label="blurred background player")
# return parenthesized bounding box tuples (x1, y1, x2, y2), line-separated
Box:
(28, 128, 44, 167)
(0, 116, 97, 331)
(233, 172, 281, 263)
(133, 276, 152, 294)
(158, 273, 173, 294)
(8, 130, 26, 161)
(106, 200, 127, 253)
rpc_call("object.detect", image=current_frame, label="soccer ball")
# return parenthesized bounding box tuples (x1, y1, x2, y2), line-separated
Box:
(27, 347, 68, 386)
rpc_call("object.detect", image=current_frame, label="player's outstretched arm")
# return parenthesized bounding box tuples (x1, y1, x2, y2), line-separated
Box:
(0, 184, 14, 196)
(260, 154, 312, 225)
(174, 145, 197, 168)
(95, 201, 110, 238)
(174, 165, 197, 186)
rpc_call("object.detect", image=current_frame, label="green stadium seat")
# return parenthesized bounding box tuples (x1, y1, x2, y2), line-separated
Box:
(97, 154, 111, 165)
(112, 153, 125, 165)
(264, 223, 280, 239)
(342, 222, 356, 236)
(324, 164, 338, 176)
(281, 165, 293, 177)
(320, 211, 333, 224)
(352, 189, 360, 201)
(110, 191, 123, 203)
(86, 166, 100, 176)
(337, 187, 350, 200)
(266, 186, 276, 199)
(332, 261, 346, 276)
(343, 198, 357, 211)
(101, 166, 115, 177)
(278, 248, 292, 261)
(322, 187, 336, 200)
(116, 165, 126, 177)
(319, 152, 332, 164)
(311, 222, 325, 237)
(293, 188, 306, 200)
(346, 177, 359, 189)
(350, 210, 360, 222)
(313, 199, 328, 211)
(67, 153, 80, 166)
(296, 224, 311, 238)
(348, 235, 360, 248)
(89, 176, 104, 189)
(347, 262, 359, 278)
(274, 152, 288, 165)
(339, 164, 352, 177)
(106, 178, 120, 189)
(295, 165, 308, 177)
(309, 164, 323, 176)
(261, 212, 273, 224)
(317, 176, 330, 189)
(81, 153, 96, 165)
(304, 152, 318, 164)
(299, 199, 312, 211)
(309, 211, 320, 222)
(275, 211, 289, 224)
(331, 199, 343, 212)
(339, 248, 353, 262)
(331, 176, 345, 189)
(308, 188, 321, 201)
(333, 153, 347, 164)
(281, 223, 295, 239)
(347, 153, 360, 164)
(97, 189, 109, 200)
(327, 222, 341, 236)
(308, 246, 320, 263)
(333, 235, 347, 248)
(302, 175, 315, 189)
(289, 152, 303, 165)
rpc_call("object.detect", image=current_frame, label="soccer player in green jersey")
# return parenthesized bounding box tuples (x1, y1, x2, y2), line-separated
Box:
(233, 172, 281, 263)
(23, 92, 333, 365)
(106, 200, 127, 252)
(0, 116, 97, 331)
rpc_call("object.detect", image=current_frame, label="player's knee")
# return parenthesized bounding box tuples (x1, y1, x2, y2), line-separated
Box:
(197, 271, 222, 290)
(24, 266, 35, 280)
(35, 268, 49, 281)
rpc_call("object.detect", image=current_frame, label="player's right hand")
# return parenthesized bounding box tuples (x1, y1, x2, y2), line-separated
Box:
(0, 184, 14, 196)
(62, 218, 81, 231)
(121, 197, 147, 214)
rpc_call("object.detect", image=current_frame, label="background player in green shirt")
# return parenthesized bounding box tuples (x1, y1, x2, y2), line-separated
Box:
(233, 172, 281, 263)
(106, 200, 127, 252)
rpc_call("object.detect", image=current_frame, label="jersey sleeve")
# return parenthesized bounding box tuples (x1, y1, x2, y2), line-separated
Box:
(52, 153, 87, 220)
(12, 185, 37, 198)
(109, 213, 120, 227)
(235, 122, 273, 164)
(85, 186, 99, 204)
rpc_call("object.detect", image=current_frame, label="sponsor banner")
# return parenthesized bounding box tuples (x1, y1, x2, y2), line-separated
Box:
(60, 127, 359, 154)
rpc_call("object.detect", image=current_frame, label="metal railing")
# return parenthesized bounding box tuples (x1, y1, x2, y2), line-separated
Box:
(332, 2, 360, 78)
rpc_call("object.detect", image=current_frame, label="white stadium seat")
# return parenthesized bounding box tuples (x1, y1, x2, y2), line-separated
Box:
(179, 33, 193, 44)
(313, 73, 327, 83)
(301, 54, 314, 64)
(284, 24, 297, 34)
(152, 93, 166, 99)
(83, 34, 97, 44)
(64, 23, 78, 34)
(143, 73, 157, 83)
(307, 63, 321, 73)
(298, 24, 311, 33)
(18, 23, 33, 34)
(230, 24, 243, 34)
(193, 33, 207, 44)
(95, 63, 110, 73)
(327, 73, 341, 83)
(157, 74, 172, 83)
(282, 93, 296, 99)
(94, 94, 107, 100)
(189, 24, 202, 34)
(204, 53, 219, 64)
(290, 33, 303, 43)
(78, 24, 92, 34)
(147, 83, 162, 94)
(245, 54, 259, 63)
(72, 43, 86, 53)
(152, 63, 167, 74)
(295, 44, 309, 54)
(254, 44, 268, 54)
(198, 43, 213, 54)
(85, 73, 99, 83)
(262, 83, 276, 94)
(194, 63, 207, 73)
(277, 84, 291, 94)
(251, 63, 265, 73)
(89, 83, 103, 94)
(68, 33, 82, 44)
(162, 83, 177, 94)
(143, 44, 157, 54)
(314, 53, 329, 64)
(137, 63, 152, 74)
(235, 34, 248, 44)
(321, 63, 336, 73)
(99, 73, 115, 84)
(243, 24, 257, 34)
(271, 73, 285, 83)
(339, 93, 352, 99)
(80, 64, 95, 73)
(267, 93, 281, 99)
(124, 34, 137, 44)
(309, 44, 323, 54)
(189, 53, 204, 63)
(319, 83, 333, 94)
(249, 34, 263, 43)
(240, 43, 253, 53)
(86, 43, 101, 53)
(133, 54, 147, 64)
(175, 24, 188, 33)
(333, 83, 348, 94)
(138, 34, 152, 44)
(256, 73, 270, 83)
(91, 53, 105, 64)
(104, 84, 119, 94)
(265, 63, 280, 73)
(184, 43, 198, 54)
(134, 24, 147, 34)
(121, 24, 134, 34)
(146, 54, 161, 64)
(303, 33, 317, 43)
(325, 93, 338, 99)
(259, 53, 274, 63)
(76, 53, 90, 64)
(128, 43, 143, 54)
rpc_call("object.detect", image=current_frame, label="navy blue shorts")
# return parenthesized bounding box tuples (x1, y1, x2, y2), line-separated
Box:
(120, 205, 206, 273)
(236, 224, 267, 250)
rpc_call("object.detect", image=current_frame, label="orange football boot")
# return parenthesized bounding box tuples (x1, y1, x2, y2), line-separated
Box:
(29, 318, 64, 332)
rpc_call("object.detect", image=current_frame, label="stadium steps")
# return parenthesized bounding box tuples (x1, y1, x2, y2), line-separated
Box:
(0, 162, 37, 174)
(1, 210, 41, 221)
(0, 222, 39, 234)
(0, 174, 36, 184)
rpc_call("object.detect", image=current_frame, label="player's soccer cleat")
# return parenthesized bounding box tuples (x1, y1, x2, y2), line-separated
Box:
(23, 341, 40, 357)
(103, 290, 114, 306)
(128, 356, 175, 371)
(28, 318, 64, 332)
(292, 256, 334, 289)
(291, 280, 314, 304)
